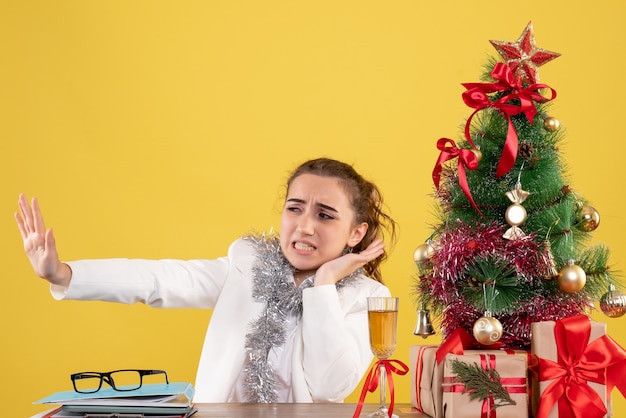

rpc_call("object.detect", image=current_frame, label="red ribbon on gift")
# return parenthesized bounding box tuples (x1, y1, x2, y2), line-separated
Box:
(432, 138, 481, 215)
(414, 345, 437, 413)
(353, 359, 409, 418)
(461, 62, 556, 178)
(535, 315, 626, 418)
(436, 328, 501, 364)
(443, 354, 527, 418)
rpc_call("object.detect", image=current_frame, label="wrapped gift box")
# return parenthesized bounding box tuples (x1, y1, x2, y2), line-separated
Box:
(531, 316, 611, 418)
(441, 352, 528, 418)
(410, 344, 529, 418)
(410, 345, 442, 418)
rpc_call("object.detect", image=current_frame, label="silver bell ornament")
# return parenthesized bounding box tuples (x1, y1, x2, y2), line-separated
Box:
(413, 305, 436, 338)
(600, 284, 626, 318)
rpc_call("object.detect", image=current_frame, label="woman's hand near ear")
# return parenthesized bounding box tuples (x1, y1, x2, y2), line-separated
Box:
(313, 239, 385, 286)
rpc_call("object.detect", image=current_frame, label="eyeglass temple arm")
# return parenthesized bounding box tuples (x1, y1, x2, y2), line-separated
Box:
(142, 369, 169, 384)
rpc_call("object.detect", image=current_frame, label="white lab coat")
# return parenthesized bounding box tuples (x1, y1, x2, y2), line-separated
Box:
(52, 238, 390, 402)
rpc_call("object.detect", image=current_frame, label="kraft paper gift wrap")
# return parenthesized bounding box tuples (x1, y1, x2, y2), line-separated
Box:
(530, 317, 611, 418)
(410, 345, 442, 418)
(441, 352, 528, 418)
(410, 344, 530, 418)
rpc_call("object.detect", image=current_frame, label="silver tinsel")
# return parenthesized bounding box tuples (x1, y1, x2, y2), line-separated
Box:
(242, 232, 360, 402)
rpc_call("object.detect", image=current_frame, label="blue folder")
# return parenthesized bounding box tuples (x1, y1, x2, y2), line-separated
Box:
(34, 382, 195, 407)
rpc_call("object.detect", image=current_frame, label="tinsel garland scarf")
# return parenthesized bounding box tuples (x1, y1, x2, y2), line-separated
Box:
(242, 233, 360, 403)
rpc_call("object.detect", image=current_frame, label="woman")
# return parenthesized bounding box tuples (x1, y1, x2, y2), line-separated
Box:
(15, 157, 397, 403)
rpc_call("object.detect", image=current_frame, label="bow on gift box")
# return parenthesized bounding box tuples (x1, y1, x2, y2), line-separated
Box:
(435, 327, 502, 365)
(534, 315, 626, 418)
(432, 138, 481, 215)
(462, 62, 556, 178)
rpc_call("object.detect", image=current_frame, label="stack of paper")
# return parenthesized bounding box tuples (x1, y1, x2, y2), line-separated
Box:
(34, 382, 196, 417)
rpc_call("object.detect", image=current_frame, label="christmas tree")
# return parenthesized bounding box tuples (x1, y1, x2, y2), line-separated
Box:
(413, 22, 626, 349)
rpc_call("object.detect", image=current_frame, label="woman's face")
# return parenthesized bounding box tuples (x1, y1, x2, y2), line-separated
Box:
(280, 173, 367, 278)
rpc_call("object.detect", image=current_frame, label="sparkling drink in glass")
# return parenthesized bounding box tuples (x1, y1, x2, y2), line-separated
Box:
(368, 309, 398, 360)
(366, 297, 399, 418)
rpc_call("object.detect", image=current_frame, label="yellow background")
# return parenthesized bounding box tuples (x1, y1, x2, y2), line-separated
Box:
(2, 1, 625, 416)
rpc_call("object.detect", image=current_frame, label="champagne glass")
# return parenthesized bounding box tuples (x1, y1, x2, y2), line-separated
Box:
(367, 297, 399, 418)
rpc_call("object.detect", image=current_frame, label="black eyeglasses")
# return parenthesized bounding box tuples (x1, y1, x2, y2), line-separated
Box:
(71, 369, 169, 394)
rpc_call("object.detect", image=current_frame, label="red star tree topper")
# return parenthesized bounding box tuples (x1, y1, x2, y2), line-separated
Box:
(489, 21, 560, 85)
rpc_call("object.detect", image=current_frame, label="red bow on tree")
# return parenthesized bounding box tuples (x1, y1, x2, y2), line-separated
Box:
(432, 138, 481, 215)
(461, 62, 556, 178)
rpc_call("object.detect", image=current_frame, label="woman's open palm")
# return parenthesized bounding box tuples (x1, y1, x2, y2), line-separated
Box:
(15, 194, 70, 287)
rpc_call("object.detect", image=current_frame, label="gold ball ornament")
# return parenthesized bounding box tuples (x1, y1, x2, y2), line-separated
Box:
(576, 205, 600, 232)
(600, 284, 626, 318)
(557, 261, 587, 293)
(543, 116, 560, 132)
(413, 243, 434, 264)
(472, 313, 503, 345)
